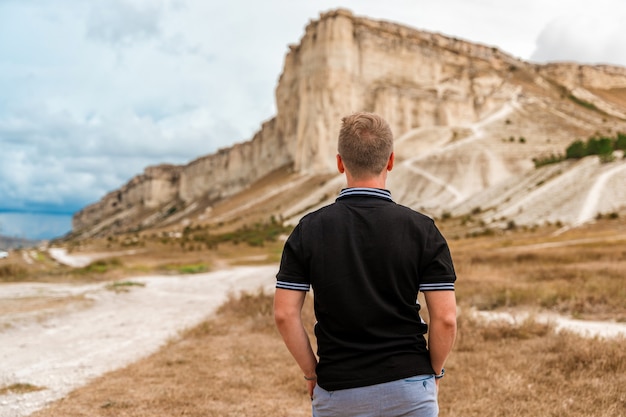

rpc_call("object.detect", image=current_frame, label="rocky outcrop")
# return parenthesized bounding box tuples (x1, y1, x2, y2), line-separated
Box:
(276, 9, 526, 174)
(538, 63, 626, 90)
(73, 164, 181, 231)
(72, 9, 626, 237)
(178, 118, 291, 202)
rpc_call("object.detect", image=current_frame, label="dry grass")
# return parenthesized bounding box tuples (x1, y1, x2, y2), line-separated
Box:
(12, 217, 626, 416)
(29, 289, 626, 417)
(455, 249, 626, 320)
(449, 219, 626, 321)
(0, 237, 286, 284)
(0, 383, 45, 396)
(443, 316, 626, 416)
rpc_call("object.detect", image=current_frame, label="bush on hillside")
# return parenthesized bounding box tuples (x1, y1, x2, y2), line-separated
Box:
(565, 140, 586, 159)
(536, 132, 626, 168)
(615, 132, 626, 152)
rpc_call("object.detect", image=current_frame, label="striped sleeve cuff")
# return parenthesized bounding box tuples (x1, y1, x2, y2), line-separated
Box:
(276, 281, 311, 291)
(420, 282, 455, 291)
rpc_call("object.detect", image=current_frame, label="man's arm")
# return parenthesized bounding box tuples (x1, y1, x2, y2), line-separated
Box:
(423, 290, 457, 383)
(274, 288, 318, 396)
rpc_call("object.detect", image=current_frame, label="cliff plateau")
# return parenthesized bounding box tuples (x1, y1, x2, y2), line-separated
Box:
(72, 9, 626, 238)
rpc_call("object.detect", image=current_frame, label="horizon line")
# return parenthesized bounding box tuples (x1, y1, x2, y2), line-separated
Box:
(0, 208, 77, 216)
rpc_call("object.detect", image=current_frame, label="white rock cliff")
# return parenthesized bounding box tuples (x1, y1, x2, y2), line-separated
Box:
(72, 9, 626, 236)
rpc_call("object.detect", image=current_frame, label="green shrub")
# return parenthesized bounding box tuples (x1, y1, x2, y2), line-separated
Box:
(533, 153, 564, 168)
(586, 137, 613, 157)
(106, 280, 146, 292)
(180, 217, 293, 249)
(568, 94, 597, 110)
(615, 132, 626, 152)
(536, 132, 626, 167)
(178, 263, 209, 274)
(565, 140, 586, 159)
(79, 258, 122, 274)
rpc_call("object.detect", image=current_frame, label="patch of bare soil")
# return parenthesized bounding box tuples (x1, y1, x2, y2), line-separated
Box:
(0, 266, 278, 417)
(28, 291, 313, 417)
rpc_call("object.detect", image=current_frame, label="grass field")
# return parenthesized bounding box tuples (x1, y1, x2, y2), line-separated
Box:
(3, 217, 625, 416)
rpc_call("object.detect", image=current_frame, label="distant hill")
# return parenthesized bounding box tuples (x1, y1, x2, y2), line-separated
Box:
(70, 9, 626, 239)
(0, 235, 39, 250)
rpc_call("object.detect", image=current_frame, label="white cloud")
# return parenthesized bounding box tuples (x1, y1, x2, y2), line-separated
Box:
(531, 12, 626, 65)
(86, 0, 164, 46)
(0, 105, 240, 211)
(2, 0, 626, 239)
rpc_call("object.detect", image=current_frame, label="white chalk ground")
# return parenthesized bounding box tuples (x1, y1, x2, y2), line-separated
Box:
(471, 309, 626, 339)
(0, 255, 278, 417)
(46, 248, 140, 268)
(1, 249, 625, 417)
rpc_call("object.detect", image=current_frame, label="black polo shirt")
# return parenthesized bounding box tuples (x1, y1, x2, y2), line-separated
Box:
(276, 187, 456, 391)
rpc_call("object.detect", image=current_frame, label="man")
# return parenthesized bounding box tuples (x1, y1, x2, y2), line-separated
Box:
(274, 111, 457, 417)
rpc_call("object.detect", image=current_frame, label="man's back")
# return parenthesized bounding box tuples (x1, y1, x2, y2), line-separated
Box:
(278, 188, 456, 390)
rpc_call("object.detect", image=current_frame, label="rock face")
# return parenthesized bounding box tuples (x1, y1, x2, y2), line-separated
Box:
(72, 9, 626, 237)
(73, 164, 181, 233)
(276, 9, 533, 174)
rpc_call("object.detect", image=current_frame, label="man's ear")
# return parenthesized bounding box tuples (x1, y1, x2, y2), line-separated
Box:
(387, 152, 395, 171)
(337, 154, 345, 173)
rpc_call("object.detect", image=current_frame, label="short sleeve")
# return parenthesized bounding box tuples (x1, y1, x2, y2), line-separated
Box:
(418, 223, 456, 292)
(276, 223, 311, 291)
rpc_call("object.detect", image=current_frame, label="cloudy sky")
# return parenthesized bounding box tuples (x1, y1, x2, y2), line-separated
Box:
(1, 0, 626, 239)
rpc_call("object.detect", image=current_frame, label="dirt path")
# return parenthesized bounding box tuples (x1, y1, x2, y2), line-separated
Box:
(0, 265, 278, 417)
(397, 94, 519, 205)
(471, 309, 626, 339)
(46, 248, 141, 268)
(576, 162, 626, 225)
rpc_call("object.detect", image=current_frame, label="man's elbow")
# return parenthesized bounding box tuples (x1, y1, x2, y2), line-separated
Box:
(433, 309, 457, 332)
(274, 308, 288, 327)
(274, 305, 298, 330)
(442, 315, 457, 333)
(273, 288, 305, 330)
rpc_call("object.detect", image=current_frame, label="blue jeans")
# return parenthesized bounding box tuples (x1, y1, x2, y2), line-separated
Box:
(312, 374, 438, 417)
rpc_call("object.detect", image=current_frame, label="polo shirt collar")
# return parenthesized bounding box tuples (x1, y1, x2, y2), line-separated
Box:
(337, 187, 394, 202)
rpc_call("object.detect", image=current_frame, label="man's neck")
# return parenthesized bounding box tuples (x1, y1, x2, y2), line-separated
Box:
(345, 177, 386, 189)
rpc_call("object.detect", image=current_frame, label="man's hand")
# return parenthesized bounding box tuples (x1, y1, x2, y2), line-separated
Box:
(306, 378, 316, 398)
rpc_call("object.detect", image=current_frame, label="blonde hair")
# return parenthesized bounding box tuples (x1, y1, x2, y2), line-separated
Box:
(338, 112, 393, 179)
